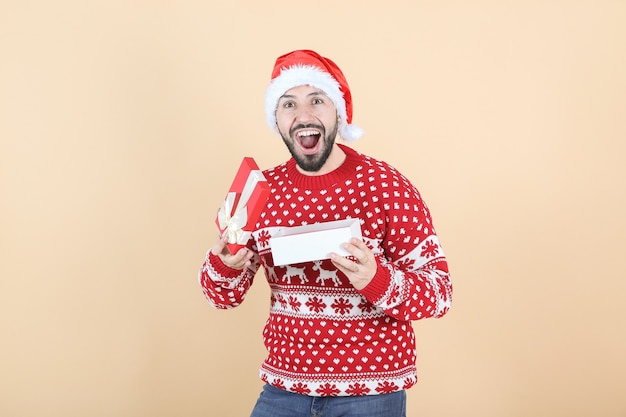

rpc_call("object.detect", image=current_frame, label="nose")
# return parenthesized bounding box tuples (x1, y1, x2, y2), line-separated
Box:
(294, 104, 316, 124)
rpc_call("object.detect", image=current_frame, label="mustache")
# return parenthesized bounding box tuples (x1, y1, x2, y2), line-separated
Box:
(290, 123, 325, 136)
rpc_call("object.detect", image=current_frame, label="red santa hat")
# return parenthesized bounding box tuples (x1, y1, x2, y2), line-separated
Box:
(265, 50, 364, 142)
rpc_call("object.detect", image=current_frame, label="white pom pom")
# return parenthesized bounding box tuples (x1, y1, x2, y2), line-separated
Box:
(339, 124, 364, 142)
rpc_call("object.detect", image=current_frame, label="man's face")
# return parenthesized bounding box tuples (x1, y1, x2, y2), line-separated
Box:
(275, 85, 339, 173)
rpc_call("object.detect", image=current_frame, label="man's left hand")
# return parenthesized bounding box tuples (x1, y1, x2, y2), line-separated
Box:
(330, 238, 376, 290)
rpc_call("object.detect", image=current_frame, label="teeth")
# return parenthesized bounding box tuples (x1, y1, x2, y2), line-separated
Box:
(297, 130, 319, 137)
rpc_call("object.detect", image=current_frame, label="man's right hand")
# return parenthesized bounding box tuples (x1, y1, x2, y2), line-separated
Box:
(211, 234, 254, 270)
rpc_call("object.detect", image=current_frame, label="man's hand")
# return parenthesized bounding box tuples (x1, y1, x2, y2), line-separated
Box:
(330, 238, 376, 290)
(211, 234, 253, 270)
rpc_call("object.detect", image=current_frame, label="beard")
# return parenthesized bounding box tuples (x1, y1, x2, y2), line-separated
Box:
(279, 121, 338, 173)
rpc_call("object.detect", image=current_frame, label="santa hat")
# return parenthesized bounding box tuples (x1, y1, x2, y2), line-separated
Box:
(265, 50, 364, 142)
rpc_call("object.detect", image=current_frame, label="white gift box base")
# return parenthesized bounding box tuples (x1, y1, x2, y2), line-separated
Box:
(270, 219, 362, 266)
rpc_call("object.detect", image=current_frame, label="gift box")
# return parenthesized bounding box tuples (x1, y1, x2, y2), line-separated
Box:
(270, 218, 363, 266)
(216, 157, 271, 254)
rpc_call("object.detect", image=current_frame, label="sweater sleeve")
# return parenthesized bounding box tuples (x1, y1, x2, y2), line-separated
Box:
(198, 249, 261, 309)
(357, 180, 453, 322)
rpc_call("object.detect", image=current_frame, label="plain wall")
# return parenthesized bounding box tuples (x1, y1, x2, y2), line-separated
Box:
(1, 1, 625, 416)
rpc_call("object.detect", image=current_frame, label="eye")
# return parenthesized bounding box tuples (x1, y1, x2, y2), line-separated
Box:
(312, 97, 324, 105)
(281, 100, 295, 109)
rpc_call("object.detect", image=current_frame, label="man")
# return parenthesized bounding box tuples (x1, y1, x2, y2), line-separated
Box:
(199, 49, 452, 417)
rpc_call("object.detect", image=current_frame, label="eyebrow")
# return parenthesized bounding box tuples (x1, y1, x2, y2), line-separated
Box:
(279, 91, 327, 100)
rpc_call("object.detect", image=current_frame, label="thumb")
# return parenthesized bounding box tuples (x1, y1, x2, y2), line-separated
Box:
(211, 233, 227, 255)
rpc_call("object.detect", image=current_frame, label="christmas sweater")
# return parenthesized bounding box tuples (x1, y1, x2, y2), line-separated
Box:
(199, 144, 452, 397)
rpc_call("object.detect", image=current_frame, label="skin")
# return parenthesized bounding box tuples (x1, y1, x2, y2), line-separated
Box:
(212, 85, 376, 290)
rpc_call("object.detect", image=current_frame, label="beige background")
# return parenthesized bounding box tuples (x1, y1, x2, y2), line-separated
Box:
(1, 1, 625, 416)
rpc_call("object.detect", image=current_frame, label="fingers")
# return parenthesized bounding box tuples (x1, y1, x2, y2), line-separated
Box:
(330, 253, 355, 272)
(226, 247, 254, 269)
(331, 254, 365, 275)
(210, 233, 227, 256)
(211, 233, 253, 270)
(329, 238, 376, 290)
(343, 238, 373, 264)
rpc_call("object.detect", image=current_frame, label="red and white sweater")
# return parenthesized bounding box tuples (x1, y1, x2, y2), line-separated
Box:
(199, 144, 452, 397)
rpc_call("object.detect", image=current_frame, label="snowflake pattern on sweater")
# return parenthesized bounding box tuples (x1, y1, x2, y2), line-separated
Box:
(199, 144, 452, 397)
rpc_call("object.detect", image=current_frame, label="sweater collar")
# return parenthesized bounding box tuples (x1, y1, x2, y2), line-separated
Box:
(285, 144, 361, 189)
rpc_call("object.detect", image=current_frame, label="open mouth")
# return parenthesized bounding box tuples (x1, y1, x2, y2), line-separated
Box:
(296, 129, 322, 151)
